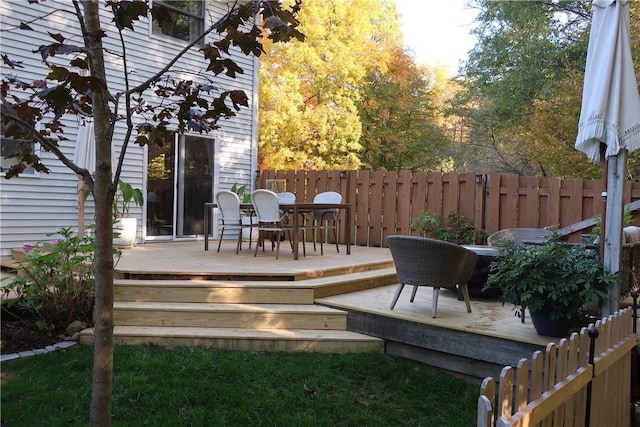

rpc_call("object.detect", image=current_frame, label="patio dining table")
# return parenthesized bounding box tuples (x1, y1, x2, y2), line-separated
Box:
(204, 201, 352, 260)
(279, 202, 351, 260)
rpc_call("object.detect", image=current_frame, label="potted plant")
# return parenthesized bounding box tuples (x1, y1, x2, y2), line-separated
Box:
(230, 183, 252, 203)
(484, 236, 618, 337)
(113, 179, 144, 248)
(410, 210, 487, 244)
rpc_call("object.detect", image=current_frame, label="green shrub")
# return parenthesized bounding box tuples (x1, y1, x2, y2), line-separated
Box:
(6, 227, 97, 331)
(485, 236, 617, 322)
(410, 210, 487, 244)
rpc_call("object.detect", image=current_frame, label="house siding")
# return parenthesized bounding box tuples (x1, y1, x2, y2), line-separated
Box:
(0, 1, 258, 256)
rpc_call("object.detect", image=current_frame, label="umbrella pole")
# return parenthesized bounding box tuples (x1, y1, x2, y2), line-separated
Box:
(78, 176, 85, 235)
(600, 155, 607, 258)
(602, 151, 627, 316)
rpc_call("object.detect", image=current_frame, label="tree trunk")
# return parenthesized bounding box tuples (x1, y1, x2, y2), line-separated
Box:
(82, 2, 116, 425)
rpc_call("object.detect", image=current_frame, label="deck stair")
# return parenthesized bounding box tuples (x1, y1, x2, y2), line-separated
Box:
(1, 252, 21, 302)
(3, 244, 395, 353)
(79, 268, 396, 353)
(0, 250, 21, 273)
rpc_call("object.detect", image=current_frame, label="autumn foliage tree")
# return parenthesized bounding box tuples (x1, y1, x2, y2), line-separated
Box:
(458, 0, 640, 178)
(258, 0, 402, 170)
(358, 46, 451, 171)
(1, 1, 302, 425)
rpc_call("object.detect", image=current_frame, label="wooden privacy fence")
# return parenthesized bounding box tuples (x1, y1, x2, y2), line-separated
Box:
(257, 170, 640, 247)
(477, 308, 636, 427)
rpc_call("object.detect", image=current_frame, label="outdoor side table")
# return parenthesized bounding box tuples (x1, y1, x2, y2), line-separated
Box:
(460, 245, 501, 299)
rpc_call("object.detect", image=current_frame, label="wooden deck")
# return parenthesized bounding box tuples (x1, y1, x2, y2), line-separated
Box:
(318, 286, 557, 381)
(3, 240, 562, 381)
(114, 240, 392, 282)
(105, 240, 565, 381)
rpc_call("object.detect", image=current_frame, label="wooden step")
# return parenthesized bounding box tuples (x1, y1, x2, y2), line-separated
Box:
(79, 326, 384, 353)
(114, 279, 314, 304)
(11, 248, 26, 262)
(113, 268, 396, 304)
(116, 258, 395, 282)
(84, 249, 394, 352)
(0, 257, 19, 273)
(309, 267, 398, 298)
(0, 269, 18, 302)
(114, 302, 348, 330)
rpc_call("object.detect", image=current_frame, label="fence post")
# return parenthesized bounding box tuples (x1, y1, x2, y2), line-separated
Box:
(477, 395, 493, 427)
(585, 326, 599, 427)
(474, 173, 486, 243)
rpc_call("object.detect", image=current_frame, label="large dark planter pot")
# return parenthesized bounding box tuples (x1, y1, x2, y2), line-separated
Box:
(530, 310, 572, 337)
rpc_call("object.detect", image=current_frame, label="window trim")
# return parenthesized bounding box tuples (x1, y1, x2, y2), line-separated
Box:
(0, 137, 38, 176)
(150, 0, 205, 44)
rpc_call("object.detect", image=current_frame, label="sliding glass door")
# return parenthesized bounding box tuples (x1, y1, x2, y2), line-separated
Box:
(146, 134, 214, 239)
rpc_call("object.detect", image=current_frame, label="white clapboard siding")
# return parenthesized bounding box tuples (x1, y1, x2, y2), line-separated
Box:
(0, 1, 258, 255)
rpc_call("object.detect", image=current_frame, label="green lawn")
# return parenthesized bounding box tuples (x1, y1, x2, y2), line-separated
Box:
(1, 345, 479, 426)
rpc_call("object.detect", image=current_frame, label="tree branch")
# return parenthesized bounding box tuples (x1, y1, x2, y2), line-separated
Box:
(1, 105, 89, 180)
(110, 1, 135, 187)
(544, 0, 590, 20)
(123, 3, 240, 97)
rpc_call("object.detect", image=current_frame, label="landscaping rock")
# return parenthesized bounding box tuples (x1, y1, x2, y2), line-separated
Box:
(66, 320, 87, 336)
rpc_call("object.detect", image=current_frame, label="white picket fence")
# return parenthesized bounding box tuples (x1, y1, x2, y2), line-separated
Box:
(478, 308, 636, 427)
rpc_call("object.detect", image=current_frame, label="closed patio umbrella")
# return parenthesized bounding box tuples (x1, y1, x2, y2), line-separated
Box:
(575, 0, 640, 315)
(73, 120, 95, 235)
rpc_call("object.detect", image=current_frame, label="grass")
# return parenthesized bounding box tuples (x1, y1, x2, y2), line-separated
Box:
(1, 345, 479, 426)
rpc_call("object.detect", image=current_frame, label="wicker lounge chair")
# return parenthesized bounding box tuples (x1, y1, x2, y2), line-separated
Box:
(487, 228, 553, 247)
(386, 235, 478, 318)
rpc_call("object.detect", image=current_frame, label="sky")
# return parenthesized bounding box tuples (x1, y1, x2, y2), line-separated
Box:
(394, 0, 479, 75)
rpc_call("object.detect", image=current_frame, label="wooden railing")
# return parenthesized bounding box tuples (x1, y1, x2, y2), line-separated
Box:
(477, 308, 636, 427)
(257, 170, 640, 247)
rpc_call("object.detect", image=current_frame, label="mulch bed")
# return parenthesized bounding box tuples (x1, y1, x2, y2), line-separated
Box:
(1, 308, 62, 355)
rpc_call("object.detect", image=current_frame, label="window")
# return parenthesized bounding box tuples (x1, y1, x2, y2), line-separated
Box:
(1, 137, 36, 175)
(152, 1, 204, 43)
